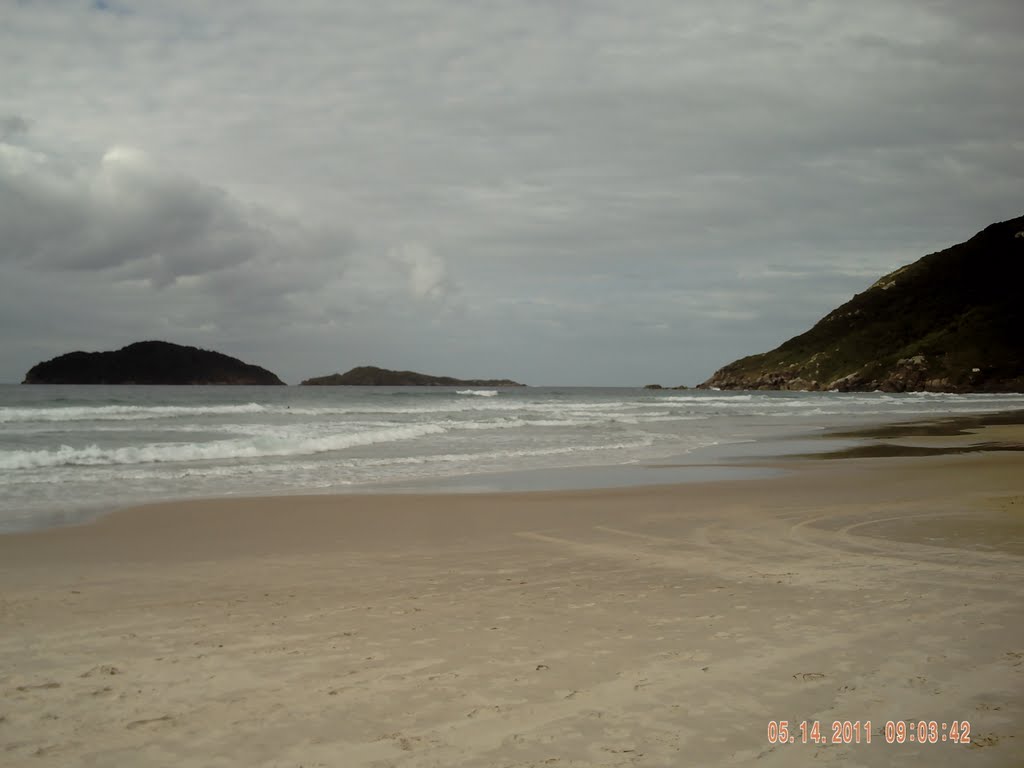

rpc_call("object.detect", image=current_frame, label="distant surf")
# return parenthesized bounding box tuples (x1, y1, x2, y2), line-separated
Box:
(1, 385, 1022, 532)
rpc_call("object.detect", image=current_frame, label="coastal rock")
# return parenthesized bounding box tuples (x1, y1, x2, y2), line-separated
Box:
(301, 366, 525, 387)
(22, 341, 285, 385)
(699, 214, 1024, 393)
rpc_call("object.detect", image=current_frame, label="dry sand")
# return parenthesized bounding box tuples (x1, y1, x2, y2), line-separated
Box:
(1, 439, 1022, 766)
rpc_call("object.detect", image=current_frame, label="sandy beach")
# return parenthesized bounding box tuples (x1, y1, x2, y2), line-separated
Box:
(1, 427, 1022, 767)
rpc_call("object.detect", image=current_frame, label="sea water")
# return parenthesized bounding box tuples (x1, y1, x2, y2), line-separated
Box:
(1, 384, 1022, 532)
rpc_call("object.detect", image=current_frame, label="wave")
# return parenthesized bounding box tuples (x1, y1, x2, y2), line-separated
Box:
(171, 437, 663, 475)
(0, 423, 447, 470)
(0, 397, 682, 423)
(352, 438, 659, 466)
(0, 407, 678, 470)
(659, 395, 755, 403)
(0, 403, 267, 423)
(8, 392, 1018, 428)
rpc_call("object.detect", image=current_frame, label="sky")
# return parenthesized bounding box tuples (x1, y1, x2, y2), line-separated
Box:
(1, 1, 1022, 386)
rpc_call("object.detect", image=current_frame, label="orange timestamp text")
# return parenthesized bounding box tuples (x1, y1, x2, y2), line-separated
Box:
(767, 720, 972, 745)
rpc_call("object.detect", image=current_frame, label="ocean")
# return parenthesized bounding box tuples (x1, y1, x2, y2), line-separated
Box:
(2, 384, 1022, 533)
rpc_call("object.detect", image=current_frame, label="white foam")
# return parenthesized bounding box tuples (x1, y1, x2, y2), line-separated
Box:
(660, 395, 754, 403)
(456, 389, 498, 397)
(0, 423, 447, 469)
(0, 403, 267, 423)
(351, 436, 660, 467)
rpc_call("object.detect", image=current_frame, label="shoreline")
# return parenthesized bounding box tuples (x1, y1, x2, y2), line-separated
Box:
(1, 417, 1022, 766)
(6, 407, 1020, 537)
(3, 435, 1022, 563)
(3, 391, 1022, 537)
(0, 417, 805, 536)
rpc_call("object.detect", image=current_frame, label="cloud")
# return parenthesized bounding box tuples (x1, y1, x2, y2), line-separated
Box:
(389, 242, 456, 303)
(0, 137, 281, 286)
(0, 1, 1022, 384)
(0, 115, 30, 142)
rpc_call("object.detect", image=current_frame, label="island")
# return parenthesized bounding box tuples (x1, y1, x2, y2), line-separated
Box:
(699, 214, 1024, 392)
(22, 341, 286, 385)
(301, 366, 525, 387)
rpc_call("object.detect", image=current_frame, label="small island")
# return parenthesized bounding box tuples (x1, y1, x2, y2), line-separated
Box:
(301, 366, 525, 387)
(22, 341, 285, 385)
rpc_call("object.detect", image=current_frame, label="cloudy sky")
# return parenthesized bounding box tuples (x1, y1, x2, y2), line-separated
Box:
(2, 1, 1022, 385)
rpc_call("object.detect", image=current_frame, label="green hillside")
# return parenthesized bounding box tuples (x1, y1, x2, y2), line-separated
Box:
(699, 215, 1024, 392)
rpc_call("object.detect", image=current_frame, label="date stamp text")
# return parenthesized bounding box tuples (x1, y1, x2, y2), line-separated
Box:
(767, 720, 972, 745)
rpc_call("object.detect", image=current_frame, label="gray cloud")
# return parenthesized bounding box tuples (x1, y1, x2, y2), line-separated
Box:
(0, 1, 1022, 384)
(0, 115, 30, 142)
(1, 141, 273, 284)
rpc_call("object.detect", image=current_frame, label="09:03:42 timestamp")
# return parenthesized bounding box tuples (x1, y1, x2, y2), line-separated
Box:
(767, 720, 972, 745)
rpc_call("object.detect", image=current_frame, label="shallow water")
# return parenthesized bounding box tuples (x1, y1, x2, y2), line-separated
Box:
(2, 384, 1022, 532)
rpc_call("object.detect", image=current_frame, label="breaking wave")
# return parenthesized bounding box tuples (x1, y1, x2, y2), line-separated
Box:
(0, 423, 447, 470)
(0, 403, 267, 423)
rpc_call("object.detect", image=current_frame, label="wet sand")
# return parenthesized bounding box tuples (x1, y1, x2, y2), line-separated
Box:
(1, 432, 1022, 766)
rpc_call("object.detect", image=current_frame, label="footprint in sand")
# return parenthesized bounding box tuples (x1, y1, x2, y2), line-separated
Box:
(14, 682, 60, 692)
(466, 705, 502, 718)
(81, 665, 120, 678)
(792, 672, 825, 682)
(125, 715, 174, 730)
(970, 733, 1000, 749)
(381, 733, 440, 752)
(975, 702, 1003, 712)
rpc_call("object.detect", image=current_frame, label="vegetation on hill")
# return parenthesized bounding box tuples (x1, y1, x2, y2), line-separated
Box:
(22, 341, 285, 385)
(699, 215, 1024, 392)
(301, 366, 524, 387)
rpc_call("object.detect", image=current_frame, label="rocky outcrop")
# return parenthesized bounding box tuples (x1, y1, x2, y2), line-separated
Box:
(705, 357, 983, 393)
(22, 341, 285, 385)
(301, 366, 525, 387)
(699, 214, 1024, 393)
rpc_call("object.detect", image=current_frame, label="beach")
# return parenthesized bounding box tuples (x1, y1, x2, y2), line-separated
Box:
(1, 425, 1023, 766)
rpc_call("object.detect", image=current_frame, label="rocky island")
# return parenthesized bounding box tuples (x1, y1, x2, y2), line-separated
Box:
(22, 341, 285, 385)
(700, 214, 1024, 393)
(301, 366, 525, 387)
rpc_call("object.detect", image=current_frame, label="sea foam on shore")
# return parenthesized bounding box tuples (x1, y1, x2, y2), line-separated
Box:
(2, 384, 1022, 532)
